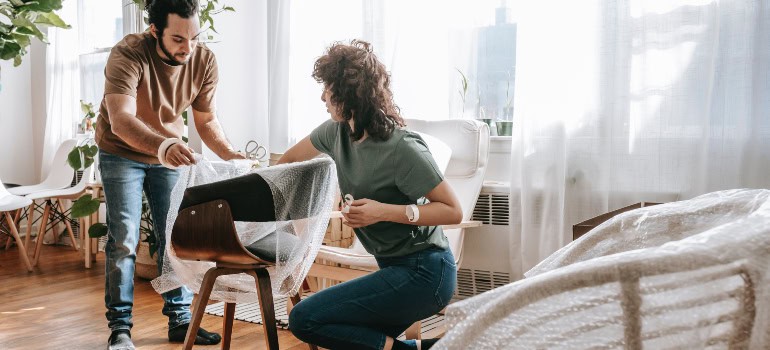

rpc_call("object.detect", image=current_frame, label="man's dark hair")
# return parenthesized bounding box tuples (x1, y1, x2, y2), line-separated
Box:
(145, 0, 199, 33)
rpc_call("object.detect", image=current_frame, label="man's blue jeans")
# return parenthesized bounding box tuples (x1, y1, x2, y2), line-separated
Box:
(99, 150, 192, 331)
(289, 247, 457, 349)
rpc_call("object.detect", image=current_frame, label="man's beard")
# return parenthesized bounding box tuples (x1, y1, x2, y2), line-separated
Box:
(157, 31, 187, 66)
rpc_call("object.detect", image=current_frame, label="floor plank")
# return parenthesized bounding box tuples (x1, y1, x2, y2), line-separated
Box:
(0, 244, 308, 350)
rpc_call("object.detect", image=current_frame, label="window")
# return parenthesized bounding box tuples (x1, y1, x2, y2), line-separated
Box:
(285, 1, 519, 142)
(78, 0, 138, 109)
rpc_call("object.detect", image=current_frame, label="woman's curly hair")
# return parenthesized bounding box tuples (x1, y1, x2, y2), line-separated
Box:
(312, 40, 405, 142)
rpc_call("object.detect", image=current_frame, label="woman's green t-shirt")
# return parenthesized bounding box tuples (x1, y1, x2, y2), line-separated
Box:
(310, 119, 449, 258)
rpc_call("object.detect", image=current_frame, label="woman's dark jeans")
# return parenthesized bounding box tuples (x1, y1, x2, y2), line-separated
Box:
(289, 247, 457, 350)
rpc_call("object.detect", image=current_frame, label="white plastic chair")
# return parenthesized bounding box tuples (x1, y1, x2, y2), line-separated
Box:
(0, 179, 34, 271)
(9, 138, 77, 249)
(25, 166, 94, 266)
(307, 118, 490, 338)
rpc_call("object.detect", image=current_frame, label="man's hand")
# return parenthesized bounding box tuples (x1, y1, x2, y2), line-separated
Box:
(165, 143, 197, 167)
(342, 198, 386, 228)
(221, 150, 247, 161)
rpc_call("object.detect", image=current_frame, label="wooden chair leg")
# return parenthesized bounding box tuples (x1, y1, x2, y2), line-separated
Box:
(184, 267, 224, 350)
(5, 212, 33, 272)
(222, 302, 236, 350)
(25, 203, 34, 252)
(405, 321, 422, 340)
(32, 201, 51, 266)
(55, 200, 79, 251)
(250, 269, 279, 350)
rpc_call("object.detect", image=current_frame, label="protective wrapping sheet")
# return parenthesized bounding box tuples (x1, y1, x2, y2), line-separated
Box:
(151, 157, 337, 303)
(435, 189, 770, 349)
(529, 189, 770, 278)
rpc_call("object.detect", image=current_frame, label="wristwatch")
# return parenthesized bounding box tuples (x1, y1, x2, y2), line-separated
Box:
(406, 204, 420, 223)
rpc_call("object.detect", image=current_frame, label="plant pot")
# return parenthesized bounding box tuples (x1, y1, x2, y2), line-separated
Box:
(477, 118, 493, 128)
(135, 242, 159, 280)
(496, 120, 513, 136)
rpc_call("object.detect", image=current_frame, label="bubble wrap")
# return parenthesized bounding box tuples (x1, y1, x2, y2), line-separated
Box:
(151, 157, 337, 302)
(436, 189, 770, 349)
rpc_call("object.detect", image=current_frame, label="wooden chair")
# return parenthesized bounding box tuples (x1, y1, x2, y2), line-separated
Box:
(172, 170, 320, 350)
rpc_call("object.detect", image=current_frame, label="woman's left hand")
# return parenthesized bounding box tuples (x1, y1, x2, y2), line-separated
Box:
(342, 198, 385, 228)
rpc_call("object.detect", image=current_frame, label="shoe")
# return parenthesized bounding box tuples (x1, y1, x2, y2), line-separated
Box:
(107, 330, 135, 350)
(168, 323, 222, 345)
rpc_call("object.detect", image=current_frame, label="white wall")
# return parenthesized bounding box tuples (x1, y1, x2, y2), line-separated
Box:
(0, 42, 46, 185)
(197, 1, 270, 161)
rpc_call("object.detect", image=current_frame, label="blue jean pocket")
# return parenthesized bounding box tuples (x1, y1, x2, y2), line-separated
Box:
(434, 256, 457, 308)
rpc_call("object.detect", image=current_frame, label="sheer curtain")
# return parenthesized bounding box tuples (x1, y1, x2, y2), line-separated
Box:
(510, 0, 770, 274)
(273, 0, 507, 149)
(41, 0, 79, 177)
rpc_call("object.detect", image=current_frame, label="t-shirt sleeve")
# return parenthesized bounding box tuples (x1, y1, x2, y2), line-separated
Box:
(191, 53, 218, 112)
(309, 119, 339, 155)
(104, 44, 142, 97)
(395, 133, 445, 201)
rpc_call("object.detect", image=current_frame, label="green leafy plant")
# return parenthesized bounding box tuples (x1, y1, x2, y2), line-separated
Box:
(505, 70, 514, 110)
(79, 99, 96, 132)
(130, 0, 234, 41)
(0, 0, 70, 67)
(502, 70, 515, 120)
(67, 101, 98, 171)
(139, 195, 157, 257)
(456, 68, 468, 118)
(64, 101, 106, 239)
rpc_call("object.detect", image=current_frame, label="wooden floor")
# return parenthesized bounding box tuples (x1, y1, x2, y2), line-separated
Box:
(0, 242, 309, 350)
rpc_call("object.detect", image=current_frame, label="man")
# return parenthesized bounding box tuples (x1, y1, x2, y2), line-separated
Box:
(95, 0, 244, 348)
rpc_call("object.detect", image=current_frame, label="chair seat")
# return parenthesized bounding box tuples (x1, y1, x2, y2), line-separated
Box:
(315, 245, 379, 270)
(9, 183, 67, 196)
(26, 186, 87, 201)
(244, 231, 300, 263)
(0, 194, 33, 212)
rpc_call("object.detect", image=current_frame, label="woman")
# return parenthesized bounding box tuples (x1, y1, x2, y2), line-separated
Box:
(280, 40, 463, 350)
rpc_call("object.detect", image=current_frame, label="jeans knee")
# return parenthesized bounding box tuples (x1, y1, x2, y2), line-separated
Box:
(288, 302, 316, 341)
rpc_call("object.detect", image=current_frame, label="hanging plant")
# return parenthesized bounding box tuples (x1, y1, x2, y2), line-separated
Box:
(0, 0, 70, 66)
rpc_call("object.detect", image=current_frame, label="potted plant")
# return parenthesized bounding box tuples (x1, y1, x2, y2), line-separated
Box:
(496, 71, 515, 136)
(0, 0, 70, 90)
(455, 68, 469, 119)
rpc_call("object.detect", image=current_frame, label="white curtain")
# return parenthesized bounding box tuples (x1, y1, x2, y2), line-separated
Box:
(41, 0, 80, 177)
(272, 0, 506, 150)
(510, 0, 770, 275)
